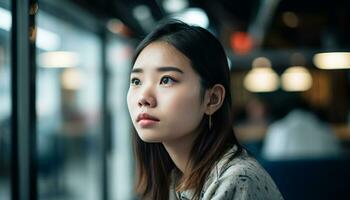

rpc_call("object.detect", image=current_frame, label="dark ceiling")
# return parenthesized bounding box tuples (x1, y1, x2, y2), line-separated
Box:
(68, 0, 350, 68)
(69, 0, 350, 48)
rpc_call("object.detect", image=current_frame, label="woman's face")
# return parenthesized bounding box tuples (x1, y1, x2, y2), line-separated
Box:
(127, 41, 207, 143)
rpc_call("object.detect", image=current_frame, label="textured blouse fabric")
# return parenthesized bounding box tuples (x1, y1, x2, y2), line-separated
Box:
(169, 146, 284, 200)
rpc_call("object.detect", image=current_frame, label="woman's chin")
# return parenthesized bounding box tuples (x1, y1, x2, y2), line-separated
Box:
(138, 131, 164, 143)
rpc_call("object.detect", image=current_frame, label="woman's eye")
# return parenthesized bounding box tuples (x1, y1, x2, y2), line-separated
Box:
(131, 78, 141, 85)
(160, 76, 177, 85)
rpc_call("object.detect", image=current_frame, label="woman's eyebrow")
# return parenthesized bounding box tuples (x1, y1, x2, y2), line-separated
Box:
(131, 66, 184, 74)
(131, 68, 143, 74)
(157, 66, 184, 74)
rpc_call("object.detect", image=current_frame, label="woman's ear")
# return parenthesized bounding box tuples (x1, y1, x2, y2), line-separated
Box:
(205, 84, 225, 115)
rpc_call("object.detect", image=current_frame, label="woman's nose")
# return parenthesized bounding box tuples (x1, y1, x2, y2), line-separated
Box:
(138, 95, 156, 108)
(138, 87, 157, 108)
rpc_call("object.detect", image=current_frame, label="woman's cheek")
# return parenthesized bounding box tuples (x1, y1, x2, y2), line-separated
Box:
(126, 90, 136, 118)
(166, 92, 202, 122)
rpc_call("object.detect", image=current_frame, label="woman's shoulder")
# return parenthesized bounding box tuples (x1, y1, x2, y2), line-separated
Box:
(200, 146, 284, 199)
(207, 145, 262, 179)
(218, 147, 268, 179)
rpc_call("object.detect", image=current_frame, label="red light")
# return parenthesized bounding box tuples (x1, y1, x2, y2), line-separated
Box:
(230, 32, 253, 55)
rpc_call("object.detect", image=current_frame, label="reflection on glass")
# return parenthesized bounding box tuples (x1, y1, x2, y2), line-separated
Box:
(36, 11, 102, 200)
(107, 36, 135, 200)
(0, 1, 11, 200)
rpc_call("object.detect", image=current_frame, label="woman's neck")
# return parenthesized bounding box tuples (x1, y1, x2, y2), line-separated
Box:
(162, 131, 198, 175)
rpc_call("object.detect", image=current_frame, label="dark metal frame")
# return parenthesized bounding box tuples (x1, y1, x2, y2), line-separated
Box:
(100, 30, 110, 200)
(11, 0, 38, 200)
(10, 0, 111, 199)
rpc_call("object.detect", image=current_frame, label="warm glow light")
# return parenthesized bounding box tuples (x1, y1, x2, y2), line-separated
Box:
(252, 57, 272, 68)
(313, 52, 350, 69)
(107, 19, 132, 37)
(39, 51, 79, 68)
(171, 8, 209, 28)
(107, 19, 123, 33)
(62, 68, 83, 90)
(244, 67, 279, 92)
(281, 66, 312, 92)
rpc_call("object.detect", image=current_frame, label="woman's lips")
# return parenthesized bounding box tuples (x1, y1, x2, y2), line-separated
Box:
(138, 119, 159, 127)
(136, 113, 160, 127)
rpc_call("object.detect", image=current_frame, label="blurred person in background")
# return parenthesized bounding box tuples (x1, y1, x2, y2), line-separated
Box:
(127, 20, 283, 200)
(262, 97, 342, 160)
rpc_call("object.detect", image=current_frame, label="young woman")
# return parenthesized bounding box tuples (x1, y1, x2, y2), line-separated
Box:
(127, 20, 283, 200)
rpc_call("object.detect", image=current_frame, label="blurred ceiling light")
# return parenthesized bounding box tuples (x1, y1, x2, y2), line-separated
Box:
(133, 5, 152, 21)
(163, 0, 188, 13)
(171, 8, 209, 28)
(0, 7, 11, 31)
(252, 56, 272, 68)
(230, 32, 253, 55)
(313, 52, 350, 70)
(37, 28, 61, 51)
(281, 66, 312, 92)
(244, 57, 279, 92)
(62, 68, 83, 90)
(282, 11, 299, 28)
(107, 19, 132, 37)
(244, 68, 279, 92)
(133, 5, 156, 32)
(39, 51, 79, 68)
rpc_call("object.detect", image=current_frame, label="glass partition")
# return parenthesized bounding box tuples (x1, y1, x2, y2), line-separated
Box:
(36, 10, 103, 200)
(107, 35, 135, 200)
(0, 1, 12, 200)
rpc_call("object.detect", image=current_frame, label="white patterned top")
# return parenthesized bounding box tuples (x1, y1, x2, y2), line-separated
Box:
(169, 146, 284, 200)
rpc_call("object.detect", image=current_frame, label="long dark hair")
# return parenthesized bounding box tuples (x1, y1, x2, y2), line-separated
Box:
(131, 20, 242, 200)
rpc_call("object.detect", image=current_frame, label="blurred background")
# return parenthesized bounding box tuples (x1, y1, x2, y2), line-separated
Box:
(0, 0, 350, 199)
